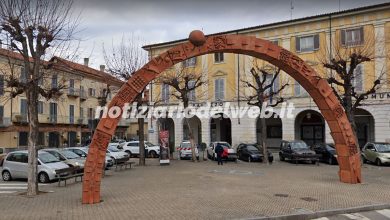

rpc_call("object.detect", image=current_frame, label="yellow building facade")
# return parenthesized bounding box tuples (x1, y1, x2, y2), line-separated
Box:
(144, 3, 390, 149)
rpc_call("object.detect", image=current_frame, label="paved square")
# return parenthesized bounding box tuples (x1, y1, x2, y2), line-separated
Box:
(1, 157, 389, 219)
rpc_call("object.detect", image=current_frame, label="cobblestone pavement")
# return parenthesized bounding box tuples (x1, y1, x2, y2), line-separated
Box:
(0, 157, 389, 220)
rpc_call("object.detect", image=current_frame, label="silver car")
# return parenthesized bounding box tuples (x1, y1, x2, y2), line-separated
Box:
(42, 149, 85, 169)
(1, 150, 69, 183)
(65, 147, 114, 168)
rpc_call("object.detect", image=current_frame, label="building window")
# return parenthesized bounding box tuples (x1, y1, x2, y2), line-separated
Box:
(88, 88, 95, 97)
(183, 57, 196, 67)
(188, 80, 196, 101)
(20, 99, 28, 116)
(80, 107, 84, 119)
(51, 75, 58, 89)
(352, 64, 364, 92)
(161, 83, 170, 103)
(214, 52, 224, 63)
(37, 101, 43, 114)
(37, 132, 45, 146)
(0, 75, 4, 95)
(88, 108, 94, 120)
(69, 105, 74, 124)
(214, 78, 225, 101)
(19, 132, 28, 146)
(20, 67, 28, 83)
(266, 126, 282, 138)
(0, 106, 4, 122)
(294, 80, 301, 96)
(50, 103, 57, 123)
(296, 34, 319, 52)
(341, 27, 364, 46)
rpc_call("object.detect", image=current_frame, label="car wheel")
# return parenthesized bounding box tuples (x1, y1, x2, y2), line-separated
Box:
(279, 154, 285, 161)
(361, 155, 366, 164)
(2, 170, 12, 181)
(248, 156, 251, 163)
(111, 157, 117, 165)
(311, 160, 317, 165)
(328, 157, 333, 165)
(376, 158, 382, 166)
(269, 158, 274, 163)
(38, 172, 49, 183)
(125, 151, 132, 158)
(149, 151, 157, 158)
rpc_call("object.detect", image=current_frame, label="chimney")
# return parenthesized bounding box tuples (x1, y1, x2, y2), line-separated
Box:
(99, 65, 105, 72)
(83, 58, 89, 66)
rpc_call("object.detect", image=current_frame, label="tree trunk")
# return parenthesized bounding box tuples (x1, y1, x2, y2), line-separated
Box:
(183, 100, 197, 162)
(260, 117, 269, 165)
(343, 86, 359, 150)
(138, 117, 145, 165)
(26, 88, 39, 196)
(137, 96, 145, 166)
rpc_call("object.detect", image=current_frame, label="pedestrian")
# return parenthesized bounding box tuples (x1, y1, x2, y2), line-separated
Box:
(215, 143, 224, 165)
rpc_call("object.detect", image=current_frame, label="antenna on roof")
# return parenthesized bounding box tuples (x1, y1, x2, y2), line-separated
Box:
(290, 0, 294, 20)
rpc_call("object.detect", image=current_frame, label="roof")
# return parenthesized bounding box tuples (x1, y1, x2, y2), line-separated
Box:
(0, 47, 124, 87)
(142, 2, 390, 50)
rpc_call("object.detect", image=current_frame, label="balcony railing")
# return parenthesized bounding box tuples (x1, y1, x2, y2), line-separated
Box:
(0, 117, 11, 127)
(67, 88, 80, 97)
(12, 114, 28, 123)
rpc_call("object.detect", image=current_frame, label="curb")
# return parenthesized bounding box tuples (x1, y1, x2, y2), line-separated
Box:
(246, 203, 390, 220)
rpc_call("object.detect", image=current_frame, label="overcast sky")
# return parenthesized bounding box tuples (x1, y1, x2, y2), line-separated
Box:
(73, 0, 390, 68)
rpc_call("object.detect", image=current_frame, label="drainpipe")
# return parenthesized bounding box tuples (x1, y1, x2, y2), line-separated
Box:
(236, 31, 241, 125)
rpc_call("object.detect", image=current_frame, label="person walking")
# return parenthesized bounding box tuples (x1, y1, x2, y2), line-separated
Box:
(215, 143, 224, 165)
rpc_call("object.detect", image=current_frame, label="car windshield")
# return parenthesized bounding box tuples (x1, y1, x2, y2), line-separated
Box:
(181, 142, 191, 148)
(246, 145, 259, 151)
(145, 142, 154, 147)
(60, 150, 81, 159)
(108, 146, 119, 152)
(39, 152, 60, 163)
(218, 143, 231, 149)
(376, 144, 390, 153)
(291, 142, 308, 150)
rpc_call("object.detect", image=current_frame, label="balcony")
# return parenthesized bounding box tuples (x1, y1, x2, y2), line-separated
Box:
(12, 114, 28, 123)
(67, 88, 79, 97)
(80, 90, 87, 101)
(0, 117, 11, 127)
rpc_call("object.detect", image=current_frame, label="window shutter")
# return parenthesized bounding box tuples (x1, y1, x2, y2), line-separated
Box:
(359, 26, 364, 44)
(313, 34, 320, 50)
(220, 79, 225, 100)
(295, 37, 300, 52)
(341, 29, 346, 46)
(215, 79, 219, 100)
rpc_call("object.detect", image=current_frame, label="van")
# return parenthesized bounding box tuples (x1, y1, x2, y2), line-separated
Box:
(2, 150, 69, 183)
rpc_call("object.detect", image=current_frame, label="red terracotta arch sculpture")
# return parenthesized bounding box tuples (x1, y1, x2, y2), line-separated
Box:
(82, 31, 361, 204)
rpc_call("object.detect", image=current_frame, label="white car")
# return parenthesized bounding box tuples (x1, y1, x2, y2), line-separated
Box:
(178, 141, 199, 160)
(106, 146, 130, 164)
(2, 150, 69, 183)
(65, 147, 114, 168)
(120, 141, 160, 158)
(207, 142, 237, 161)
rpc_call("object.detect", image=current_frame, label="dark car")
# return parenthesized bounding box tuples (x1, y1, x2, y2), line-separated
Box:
(237, 143, 273, 163)
(279, 140, 319, 164)
(310, 143, 338, 165)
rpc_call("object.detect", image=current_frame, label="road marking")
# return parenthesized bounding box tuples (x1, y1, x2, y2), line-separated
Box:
(0, 187, 28, 189)
(376, 209, 390, 218)
(341, 213, 370, 220)
(0, 191, 17, 194)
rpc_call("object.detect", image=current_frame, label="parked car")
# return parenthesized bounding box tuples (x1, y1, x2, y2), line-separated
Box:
(2, 150, 69, 183)
(236, 143, 273, 163)
(178, 141, 199, 160)
(279, 140, 319, 164)
(207, 142, 237, 162)
(106, 145, 130, 164)
(310, 143, 338, 165)
(65, 147, 114, 168)
(119, 141, 160, 158)
(42, 148, 86, 169)
(361, 142, 390, 166)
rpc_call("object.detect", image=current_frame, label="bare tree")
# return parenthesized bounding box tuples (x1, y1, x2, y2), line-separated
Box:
(103, 35, 148, 165)
(320, 31, 388, 148)
(241, 60, 289, 165)
(157, 61, 208, 162)
(0, 0, 79, 196)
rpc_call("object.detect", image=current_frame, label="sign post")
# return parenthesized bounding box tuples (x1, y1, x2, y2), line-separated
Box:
(159, 130, 170, 165)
